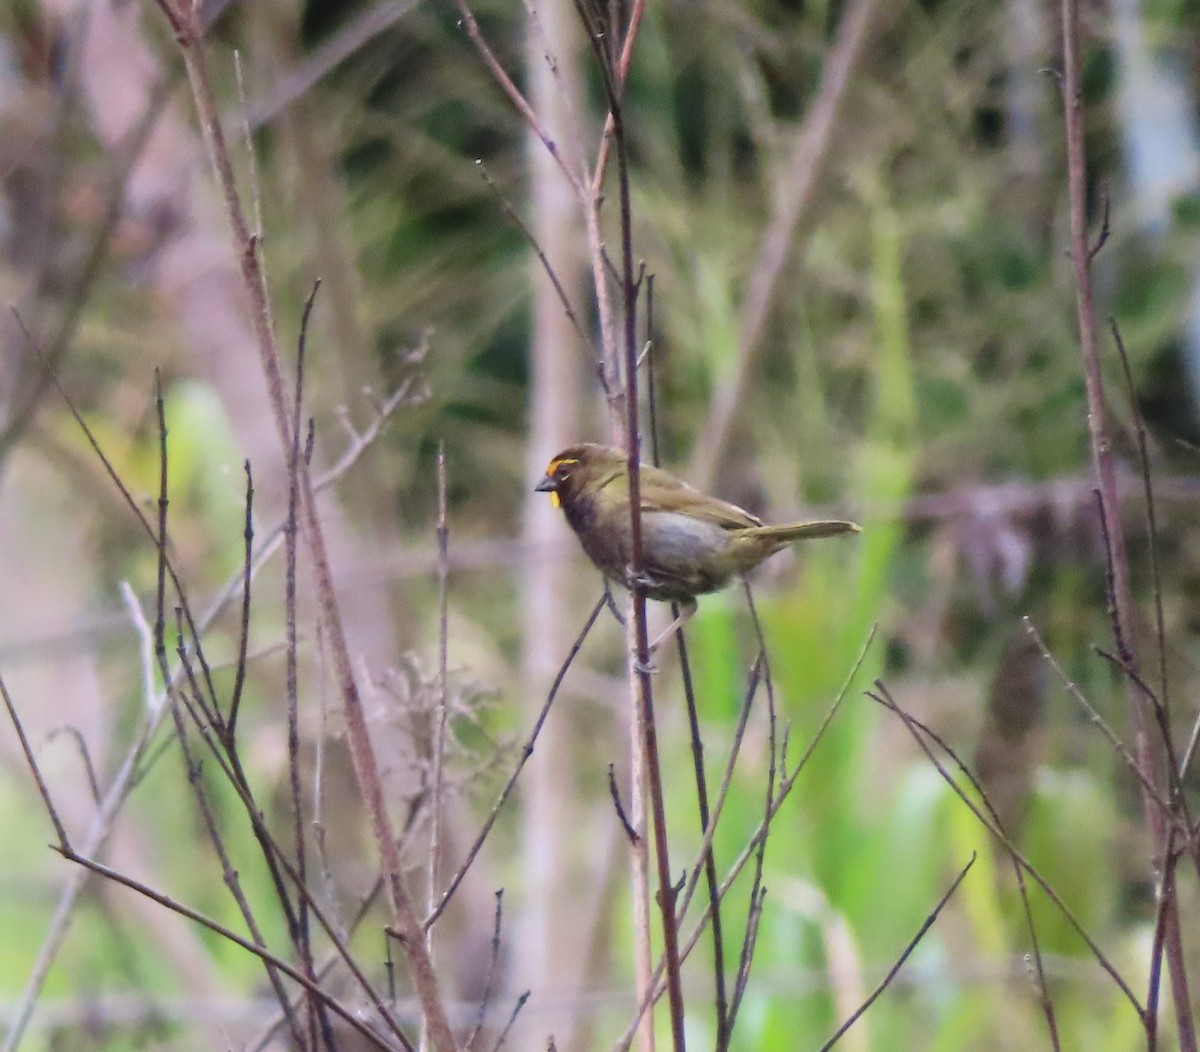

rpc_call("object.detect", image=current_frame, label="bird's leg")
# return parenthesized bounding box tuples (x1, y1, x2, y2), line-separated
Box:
(632, 600, 696, 674)
(647, 597, 697, 655)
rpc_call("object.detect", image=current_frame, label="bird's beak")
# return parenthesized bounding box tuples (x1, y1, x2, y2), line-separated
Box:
(534, 476, 556, 493)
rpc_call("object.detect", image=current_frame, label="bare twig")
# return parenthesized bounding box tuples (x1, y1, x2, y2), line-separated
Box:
(816, 854, 977, 1052)
(690, 0, 879, 487)
(41, 725, 101, 806)
(489, 991, 531, 1052)
(1059, 2, 1192, 1040)
(675, 657, 763, 926)
(3, 326, 415, 1051)
(1024, 621, 1173, 819)
(587, 0, 647, 189)
(615, 630, 874, 1051)
(451, 0, 585, 200)
(226, 461, 254, 740)
(287, 283, 325, 1047)
(476, 160, 599, 384)
(424, 594, 606, 929)
(57, 846, 403, 1051)
(0, 672, 70, 851)
(151, 5, 457, 1043)
(728, 885, 766, 1030)
(643, 272, 728, 1047)
(608, 764, 640, 844)
(1109, 318, 1170, 740)
(428, 441, 451, 959)
(726, 583, 778, 1037)
(147, 394, 306, 1047)
(577, 6, 689, 1044)
(870, 682, 1146, 1018)
(465, 889, 506, 1051)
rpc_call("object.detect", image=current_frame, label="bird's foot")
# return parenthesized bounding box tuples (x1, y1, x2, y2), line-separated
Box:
(632, 656, 659, 675)
(625, 566, 658, 593)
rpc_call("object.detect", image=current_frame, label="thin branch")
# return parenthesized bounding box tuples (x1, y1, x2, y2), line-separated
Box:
(870, 683, 1146, 1019)
(579, 6, 688, 1043)
(1, 325, 413, 1052)
(56, 846, 404, 1052)
(428, 441, 451, 956)
(476, 159, 601, 387)
(287, 282, 326, 1048)
(226, 461, 254, 740)
(451, 0, 585, 200)
(608, 764, 640, 844)
(1060, 2, 1192, 1029)
(644, 270, 728, 1047)
(1146, 827, 1181, 1052)
(424, 594, 606, 929)
(171, 625, 414, 1048)
(1109, 317, 1170, 741)
(690, 0, 879, 487)
(615, 630, 875, 1052)
(1092, 648, 1189, 819)
(675, 656, 763, 926)
(1024, 621, 1174, 819)
(728, 886, 766, 1029)
(151, 4, 457, 1042)
(148, 395, 306, 1045)
(41, 725, 101, 805)
(489, 991, 531, 1052)
(816, 854, 977, 1052)
(587, 0, 647, 190)
(0, 672, 70, 851)
(726, 583, 778, 1038)
(465, 889, 506, 1051)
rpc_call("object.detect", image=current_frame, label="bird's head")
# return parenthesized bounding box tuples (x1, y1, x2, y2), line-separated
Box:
(534, 443, 625, 508)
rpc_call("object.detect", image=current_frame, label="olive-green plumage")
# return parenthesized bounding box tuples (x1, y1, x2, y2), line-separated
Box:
(535, 443, 860, 613)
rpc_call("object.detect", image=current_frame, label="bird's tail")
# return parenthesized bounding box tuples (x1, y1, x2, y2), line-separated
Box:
(738, 519, 861, 543)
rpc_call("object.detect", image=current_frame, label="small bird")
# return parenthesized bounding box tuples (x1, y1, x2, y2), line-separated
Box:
(535, 443, 860, 650)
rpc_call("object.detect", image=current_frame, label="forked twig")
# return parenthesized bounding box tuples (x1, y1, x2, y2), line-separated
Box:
(614, 629, 875, 1051)
(56, 845, 403, 1051)
(0, 673, 70, 851)
(870, 682, 1145, 1019)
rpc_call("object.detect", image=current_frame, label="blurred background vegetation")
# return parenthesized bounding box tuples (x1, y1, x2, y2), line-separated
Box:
(1, 0, 1199, 1048)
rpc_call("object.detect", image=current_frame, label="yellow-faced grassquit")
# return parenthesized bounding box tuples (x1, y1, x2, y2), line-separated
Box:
(536, 443, 860, 649)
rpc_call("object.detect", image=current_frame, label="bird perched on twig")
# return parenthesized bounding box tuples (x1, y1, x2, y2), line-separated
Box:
(535, 443, 860, 651)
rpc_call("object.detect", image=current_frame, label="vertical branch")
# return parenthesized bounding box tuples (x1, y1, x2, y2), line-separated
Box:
(1058, 4, 1194, 1047)
(150, 6, 458, 1049)
(429, 442, 450, 946)
(645, 277, 729, 1047)
(226, 462, 255, 739)
(286, 284, 326, 1048)
(149, 384, 307, 1046)
(581, 6, 689, 1046)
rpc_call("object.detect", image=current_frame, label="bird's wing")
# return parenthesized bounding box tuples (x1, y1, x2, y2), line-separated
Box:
(637, 464, 763, 530)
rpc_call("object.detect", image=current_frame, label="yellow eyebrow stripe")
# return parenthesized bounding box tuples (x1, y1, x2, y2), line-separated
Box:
(547, 456, 579, 473)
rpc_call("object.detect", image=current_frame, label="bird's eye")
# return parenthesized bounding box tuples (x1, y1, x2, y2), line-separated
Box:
(548, 456, 578, 482)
